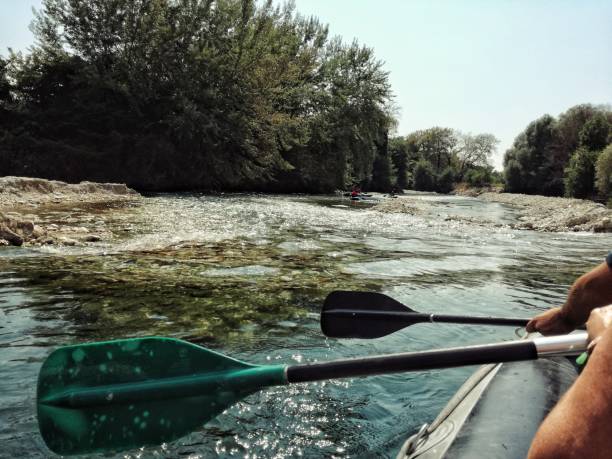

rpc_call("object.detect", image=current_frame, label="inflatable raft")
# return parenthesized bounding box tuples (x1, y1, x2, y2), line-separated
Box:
(398, 353, 579, 458)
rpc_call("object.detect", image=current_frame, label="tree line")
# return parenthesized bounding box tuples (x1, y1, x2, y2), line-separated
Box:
(386, 128, 501, 193)
(503, 104, 612, 200)
(1, 1, 609, 199)
(0, 0, 393, 192)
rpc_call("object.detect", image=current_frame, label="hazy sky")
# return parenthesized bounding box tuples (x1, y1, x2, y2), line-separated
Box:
(1, 0, 610, 169)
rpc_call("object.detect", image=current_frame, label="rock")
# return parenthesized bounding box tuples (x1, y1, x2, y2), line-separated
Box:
(14, 219, 34, 237)
(59, 237, 78, 246)
(83, 234, 102, 242)
(31, 226, 44, 238)
(0, 226, 23, 246)
(593, 217, 612, 233)
(0, 212, 33, 246)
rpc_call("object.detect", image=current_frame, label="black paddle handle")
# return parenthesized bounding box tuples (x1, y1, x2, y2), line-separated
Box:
(286, 340, 537, 383)
(432, 314, 529, 327)
(324, 310, 529, 327)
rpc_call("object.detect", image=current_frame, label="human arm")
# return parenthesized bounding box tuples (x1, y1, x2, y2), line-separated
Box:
(528, 306, 612, 459)
(526, 260, 612, 335)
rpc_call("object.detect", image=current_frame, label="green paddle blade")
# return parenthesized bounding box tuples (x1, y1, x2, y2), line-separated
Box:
(37, 337, 286, 456)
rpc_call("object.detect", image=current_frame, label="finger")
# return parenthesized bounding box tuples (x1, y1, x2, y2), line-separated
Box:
(526, 320, 536, 333)
(587, 336, 602, 354)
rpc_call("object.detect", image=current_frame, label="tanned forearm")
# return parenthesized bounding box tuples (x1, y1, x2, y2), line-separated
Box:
(528, 326, 612, 458)
(561, 262, 612, 326)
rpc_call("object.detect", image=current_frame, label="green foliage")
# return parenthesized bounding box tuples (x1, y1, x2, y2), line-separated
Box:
(502, 114, 561, 195)
(595, 144, 612, 198)
(369, 133, 392, 191)
(464, 167, 492, 187)
(0, 0, 393, 192)
(489, 170, 504, 186)
(455, 133, 498, 181)
(504, 159, 523, 192)
(564, 147, 599, 199)
(389, 136, 411, 189)
(414, 127, 456, 175)
(412, 160, 435, 191)
(436, 167, 455, 193)
(389, 128, 497, 194)
(557, 104, 601, 157)
(579, 113, 610, 151)
(503, 104, 612, 197)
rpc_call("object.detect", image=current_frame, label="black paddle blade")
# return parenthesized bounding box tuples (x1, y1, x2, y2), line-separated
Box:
(321, 291, 423, 339)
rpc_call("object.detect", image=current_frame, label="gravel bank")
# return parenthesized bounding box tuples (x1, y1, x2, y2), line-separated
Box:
(478, 192, 612, 232)
(374, 192, 612, 233)
(0, 176, 141, 246)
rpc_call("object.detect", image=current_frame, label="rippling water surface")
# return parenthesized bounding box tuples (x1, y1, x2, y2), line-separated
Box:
(2, 193, 611, 458)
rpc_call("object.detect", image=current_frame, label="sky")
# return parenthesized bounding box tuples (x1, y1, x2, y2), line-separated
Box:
(1, 1, 610, 169)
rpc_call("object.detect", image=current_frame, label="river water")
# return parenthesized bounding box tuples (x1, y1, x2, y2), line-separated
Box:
(1, 193, 611, 458)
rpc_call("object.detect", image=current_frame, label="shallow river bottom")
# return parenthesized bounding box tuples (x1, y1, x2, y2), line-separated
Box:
(1, 193, 611, 458)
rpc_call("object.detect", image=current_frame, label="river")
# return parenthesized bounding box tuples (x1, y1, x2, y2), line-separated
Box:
(1, 192, 611, 458)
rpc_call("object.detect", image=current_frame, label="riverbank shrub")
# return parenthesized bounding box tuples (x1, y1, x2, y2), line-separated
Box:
(596, 144, 612, 199)
(436, 167, 455, 193)
(465, 168, 491, 187)
(564, 147, 599, 199)
(413, 160, 435, 191)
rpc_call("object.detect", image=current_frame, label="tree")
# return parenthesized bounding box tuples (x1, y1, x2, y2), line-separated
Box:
(389, 137, 410, 189)
(564, 147, 598, 199)
(504, 104, 612, 198)
(504, 159, 524, 192)
(503, 115, 562, 195)
(579, 113, 610, 151)
(370, 132, 392, 191)
(455, 132, 498, 180)
(557, 104, 600, 159)
(595, 144, 612, 198)
(413, 159, 435, 191)
(464, 167, 493, 187)
(415, 127, 457, 174)
(436, 167, 455, 193)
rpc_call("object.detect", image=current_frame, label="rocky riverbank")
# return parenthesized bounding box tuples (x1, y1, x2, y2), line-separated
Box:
(375, 191, 612, 233)
(478, 192, 612, 232)
(0, 177, 140, 246)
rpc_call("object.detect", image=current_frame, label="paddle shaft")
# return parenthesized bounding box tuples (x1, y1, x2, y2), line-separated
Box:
(287, 332, 587, 383)
(323, 309, 529, 327)
(42, 334, 586, 408)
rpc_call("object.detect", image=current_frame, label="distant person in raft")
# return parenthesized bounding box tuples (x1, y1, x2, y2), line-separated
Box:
(527, 253, 612, 459)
